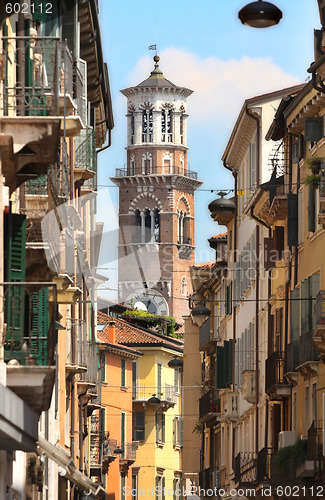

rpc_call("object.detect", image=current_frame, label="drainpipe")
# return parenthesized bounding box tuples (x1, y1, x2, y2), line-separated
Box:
(246, 106, 261, 454)
(223, 160, 237, 387)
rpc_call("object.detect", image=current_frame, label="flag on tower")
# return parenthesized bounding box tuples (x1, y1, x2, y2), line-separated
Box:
(148, 45, 157, 51)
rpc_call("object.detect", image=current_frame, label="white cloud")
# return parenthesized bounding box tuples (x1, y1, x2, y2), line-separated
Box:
(127, 48, 300, 130)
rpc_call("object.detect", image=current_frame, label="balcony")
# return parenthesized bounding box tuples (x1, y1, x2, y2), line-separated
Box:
(298, 331, 319, 376)
(243, 370, 256, 404)
(199, 468, 212, 491)
(314, 290, 325, 353)
(199, 390, 220, 423)
(74, 128, 97, 188)
(234, 452, 257, 486)
(265, 351, 290, 398)
(113, 165, 198, 180)
(133, 384, 177, 410)
(0, 36, 80, 191)
(90, 416, 117, 472)
(220, 390, 239, 421)
(3, 283, 56, 414)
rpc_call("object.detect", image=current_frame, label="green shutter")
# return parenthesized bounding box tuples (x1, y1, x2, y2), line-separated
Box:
(162, 413, 165, 444)
(121, 359, 126, 387)
(310, 273, 320, 331)
(301, 280, 309, 335)
(100, 352, 106, 382)
(290, 288, 300, 342)
(30, 288, 50, 365)
(33, 0, 47, 21)
(287, 194, 298, 246)
(155, 412, 159, 442)
(179, 417, 183, 446)
(157, 363, 162, 395)
(305, 117, 323, 143)
(162, 477, 165, 500)
(216, 346, 225, 389)
(61, 0, 77, 56)
(121, 412, 125, 455)
(308, 184, 316, 233)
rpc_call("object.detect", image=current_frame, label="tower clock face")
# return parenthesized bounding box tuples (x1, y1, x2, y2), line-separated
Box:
(125, 289, 169, 316)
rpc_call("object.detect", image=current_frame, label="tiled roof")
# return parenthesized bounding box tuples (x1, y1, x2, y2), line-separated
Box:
(97, 311, 183, 352)
(192, 261, 215, 269)
(210, 233, 227, 240)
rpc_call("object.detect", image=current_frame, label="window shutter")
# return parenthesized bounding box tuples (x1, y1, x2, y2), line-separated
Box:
(162, 477, 166, 500)
(238, 337, 243, 387)
(179, 417, 183, 446)
(135, 412, 145, 442)
(308, 184, 316, 233)
(157, 363, 162, 395)
(310, 273, 320, 331)
(155, 412, 159, 442)
(100, 407, 105, 436)
(33, 0, 47, 21)
(61, 0, 77, 56)
(305, 117, 323, 143)
(274, 226, 284, 259)
(121, 359, 126, 387)
(301, 280, 309, 335)
(100, 352, 106, 382)
(216, 346, 225, 389)
(77, 59, 88, 126)
(235, 341, 239, 389)
(287, 194, 298, 246)
(173, 417, 176, 446)
(290, 289, 300, 342)
(162, 414, 165, 444)
(30, 288, 50, 365)
(121, 412, 125, 455)
(155, 477, 159, 499)
(249, 142, 257, 188)
(275, 308, 282, 351)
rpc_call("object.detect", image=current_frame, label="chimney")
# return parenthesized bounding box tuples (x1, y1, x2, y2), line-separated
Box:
(108, 321, 116, 344)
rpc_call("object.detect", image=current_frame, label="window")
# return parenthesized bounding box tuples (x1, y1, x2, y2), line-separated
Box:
(130, 113, 135, 144)
(173, 416, 183, 447)
(155, 412, 165, 444)
(249, 141, 257, 188)
(142, 155, 152, 174)
(100, 352, 106, 382)
(121, 359, 126, 387)
(174, 368, 180, 394)
(181, 277, 187, 296)
(121, 475, 126, 500)
(162, 108, 173, 142)
(132, 361, 137, 400)
(132, 474, 138, 500)
(133, 411, 145, 441)
(157, 363, 162, 395)
(121, 411, 126, 456)
(155, 476, 165, 500)
(180, 114, 184, 144)
(173, 478, 181, 500)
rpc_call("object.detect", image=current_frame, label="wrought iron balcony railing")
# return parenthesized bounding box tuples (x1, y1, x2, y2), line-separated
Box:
(199, 390, 220, 421)
(234, 452, 257, 485)
(3, 283, 56, 366)
(265, 351, 288, 394)
(2, 36, 61, 117)
(75, 128, 97, 172)
(120, 442, 137, 462)
(132, 384, 177, 403)
(114, 165, 198, 180)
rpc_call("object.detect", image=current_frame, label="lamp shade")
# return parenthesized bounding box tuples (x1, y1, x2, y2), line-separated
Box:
(113, 448, 123, 454)
(147, 395, 161, 405)
(168, 358, 183, 368)
(238, 1, 282, 28)
(191, 306, 211, 318)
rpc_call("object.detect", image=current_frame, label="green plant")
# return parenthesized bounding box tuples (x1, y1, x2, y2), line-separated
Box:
(274, 440, 307, 475)
(305, 173, 320, 186)
(121, 309, 179, 337)
(193, 421, 203, 436)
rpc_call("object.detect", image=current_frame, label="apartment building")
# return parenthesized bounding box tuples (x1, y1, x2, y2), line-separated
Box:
(0, 1, 113, 498)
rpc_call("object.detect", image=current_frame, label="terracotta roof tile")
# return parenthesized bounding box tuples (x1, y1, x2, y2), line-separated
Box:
(210, 233, 227, 240)
(97, 311, 183, 351)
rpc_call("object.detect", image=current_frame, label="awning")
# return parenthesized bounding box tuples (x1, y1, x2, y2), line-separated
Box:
(37, 436, 105, 497)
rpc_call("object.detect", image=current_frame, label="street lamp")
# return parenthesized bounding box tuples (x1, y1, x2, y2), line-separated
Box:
(238, 1, 282, 28)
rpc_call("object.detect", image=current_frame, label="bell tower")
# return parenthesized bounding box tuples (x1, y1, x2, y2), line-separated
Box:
(111, 55, 202, 323)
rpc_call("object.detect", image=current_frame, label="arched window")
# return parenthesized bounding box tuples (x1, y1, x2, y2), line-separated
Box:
(142, 110, 153, 142)
(154, 209, 160, 242)
(181, 277, 187, 296)
(178, 211, 183, 244)
(130, 158, 135, 176)
(130, 114, 135, 144)
(144, 209, 151, 242)
(161, 109, 173, 142)
(142, 110, 147, 142)
(135, 209, 141, 243)
(161, 110, 166, 141)
(167, 110, 173, 141)
(180, 114, 184, 144)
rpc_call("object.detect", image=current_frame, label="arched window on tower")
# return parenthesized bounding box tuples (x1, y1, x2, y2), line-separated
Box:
(130, 113, 135, 144)
(178, 211, 183, 244)
(142, 110, 147, 142)
(135, 209, 141, 243)
(161, 110, 166, 142)
(148, 110, 153, 142)
(154, 209, 160, 242)
(144, 209, 151, 242)
(167, 109, 173, 142)
(180, 113, 184, 144)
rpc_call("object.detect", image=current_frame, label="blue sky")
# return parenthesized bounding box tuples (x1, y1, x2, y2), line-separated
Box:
(96, 1, 320, 300)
